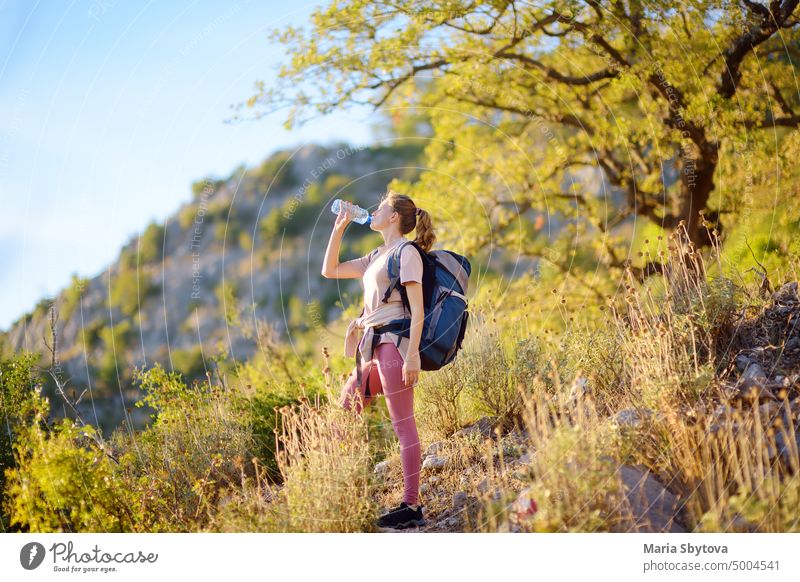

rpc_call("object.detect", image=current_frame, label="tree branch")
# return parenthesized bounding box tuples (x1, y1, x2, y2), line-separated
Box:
(717, 0, 800, 99)
(494, 50, 620, 85)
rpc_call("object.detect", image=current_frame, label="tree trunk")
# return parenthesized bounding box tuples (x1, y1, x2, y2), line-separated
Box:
(677, 143, 719, 249)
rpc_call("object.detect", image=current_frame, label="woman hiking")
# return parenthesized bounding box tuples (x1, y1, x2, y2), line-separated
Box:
(321, 189, 435, 530)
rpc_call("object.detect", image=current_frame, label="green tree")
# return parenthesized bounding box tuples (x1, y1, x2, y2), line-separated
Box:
(139, 221, 166, 265)
(239, 0, 800, 283)
(215, 280, 242, 327)
(191, 175, 225, 200)
(252, 150, 297, 193)
(97, 320, 133, 392)
(60, 274, 90, 322)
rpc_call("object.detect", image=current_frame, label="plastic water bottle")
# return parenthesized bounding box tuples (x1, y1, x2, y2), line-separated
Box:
(331, 199, 371, 225)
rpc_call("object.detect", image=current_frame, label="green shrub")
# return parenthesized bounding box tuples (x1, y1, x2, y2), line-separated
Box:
(238, 229, 253, 251)
(191, 175, 225, 200)
(170, 347, 207, 383)
(4, 416, 136, 532)
(214, 280, 241, 326)
(460, 326, 526, 432)
(96, 320, 133, 392)
(82, 318, 105, 350)
(115, 364, 258, 531)
(258, 207, 283, 246)
(33, 297, 52, 320)
(109, 267, 156, 318)
(139, 221, 166, 264)
(60, 274, 90, 322)
(242, 389, 300, 484)
(0, 352, 42, 531)
(252, 151, 296, 192)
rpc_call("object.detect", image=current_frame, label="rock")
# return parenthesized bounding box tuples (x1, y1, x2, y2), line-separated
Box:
(428, 475, 440, 485)
(785, 337, 800, 351)
(476, 477, 489, 493)
(424, 441, 444, 458)
(504, 427, 530, 445)
(507, 450, 534, 480)
(736, 383, 778, 402)
(733, 362, 778, 401)
(422, 455, 447, 471)
(611, 408, 662, 428)
(759, 401, 780, 417)
(453, 491, 468, 508)
(616, 465, 685, 533)
(735, 354, 752, 373)
(373, 460, 390, 476)
(453, 416, 498, 439)
(770, 430, 800, 467)
(771, 282, 799, 305)
(742, 362, 767, 384)
(713, 404, 733, 419)
(419, 483, 429, 494)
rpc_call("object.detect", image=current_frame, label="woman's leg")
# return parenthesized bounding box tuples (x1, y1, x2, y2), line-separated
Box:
(338, 360, 383, 414)
(374, 342, 421, 506)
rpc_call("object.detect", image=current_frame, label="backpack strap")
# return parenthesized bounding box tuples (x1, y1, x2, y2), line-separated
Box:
(381, 240, 415, 314)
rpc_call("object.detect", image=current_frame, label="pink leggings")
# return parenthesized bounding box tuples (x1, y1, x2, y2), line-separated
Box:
(339, 342, 421, 505)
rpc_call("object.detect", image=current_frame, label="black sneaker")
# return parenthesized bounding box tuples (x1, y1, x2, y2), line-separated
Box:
(377, 502, 426, 529)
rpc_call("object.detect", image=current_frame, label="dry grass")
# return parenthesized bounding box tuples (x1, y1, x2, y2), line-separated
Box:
(270, 356, 380, 532)
(608, 223, 735, 409)
(631, 394, 800, 532)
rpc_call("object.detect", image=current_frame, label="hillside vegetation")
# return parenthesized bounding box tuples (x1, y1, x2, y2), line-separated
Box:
(3, 220, 799, 532)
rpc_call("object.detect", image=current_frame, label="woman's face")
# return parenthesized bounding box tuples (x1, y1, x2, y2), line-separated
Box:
(369, 199, 396, 231)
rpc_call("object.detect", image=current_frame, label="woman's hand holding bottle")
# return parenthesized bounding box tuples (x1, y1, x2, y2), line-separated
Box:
(334, 200, 354, 232)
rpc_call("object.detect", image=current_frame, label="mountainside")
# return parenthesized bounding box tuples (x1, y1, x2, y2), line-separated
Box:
(0, 142, 427, 431)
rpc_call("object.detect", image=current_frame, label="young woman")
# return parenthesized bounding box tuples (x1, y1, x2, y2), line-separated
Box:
(321, 189, 436, 529)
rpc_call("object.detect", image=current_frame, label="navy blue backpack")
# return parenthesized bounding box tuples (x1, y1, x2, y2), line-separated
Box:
(375, 240, 471, 371)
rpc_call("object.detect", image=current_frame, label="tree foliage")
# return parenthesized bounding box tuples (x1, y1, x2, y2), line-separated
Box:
(239, 0, 800, 288)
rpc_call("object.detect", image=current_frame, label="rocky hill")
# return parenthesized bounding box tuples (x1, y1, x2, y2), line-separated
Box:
(0, 142, 427, 432)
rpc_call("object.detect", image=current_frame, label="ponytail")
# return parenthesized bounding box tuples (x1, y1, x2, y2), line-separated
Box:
(414, 207, 436, 253)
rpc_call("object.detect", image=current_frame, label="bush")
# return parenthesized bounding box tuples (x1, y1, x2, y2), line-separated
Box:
(109, 267, 156, 318)
(459, 321, 527, 432)
(139, 221, 166, 264)
(0, 352, 42, 531)
(214, 280, 241, 326)
(111, 364, 258, 531)
(60, 274, 90, 322)
(170, 347, 207, 383)
(611, 225, 731, 409)
(238, 229, 253, 251)
(4, 416, 136, 532)
(96, 320, 133, 392)
(252, 151, 296, 192)
(241, 388, 301, 484)
(191, 175, 225, 201)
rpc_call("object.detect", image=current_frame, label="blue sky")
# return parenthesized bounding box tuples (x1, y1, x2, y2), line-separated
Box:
(0, 0, 374, 331)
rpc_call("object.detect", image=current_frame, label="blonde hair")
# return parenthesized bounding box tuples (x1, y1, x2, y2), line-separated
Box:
(382, 189, 436, 252)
